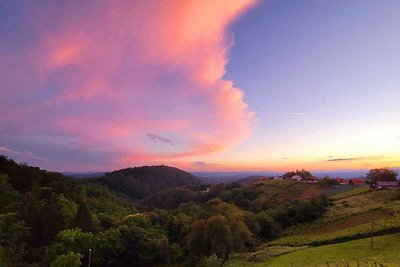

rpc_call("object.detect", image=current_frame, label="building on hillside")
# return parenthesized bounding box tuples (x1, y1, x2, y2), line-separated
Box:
(273, 175, 282, 180)
(335, 178, 348, 185)
(373, 181, 399, 189)
(308, 177, 319, 183)
(348, 178, 365, 185)
(291, 175, 302, 181)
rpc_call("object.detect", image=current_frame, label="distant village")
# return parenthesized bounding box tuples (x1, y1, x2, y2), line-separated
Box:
(255, 173, 399, 189)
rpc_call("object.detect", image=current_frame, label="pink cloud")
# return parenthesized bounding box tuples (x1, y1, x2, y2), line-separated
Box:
(0, 0, 258, 170)
(0, 146, 46, 162)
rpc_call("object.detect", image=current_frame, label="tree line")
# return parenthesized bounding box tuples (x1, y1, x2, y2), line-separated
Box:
(1, 156, 330, 266)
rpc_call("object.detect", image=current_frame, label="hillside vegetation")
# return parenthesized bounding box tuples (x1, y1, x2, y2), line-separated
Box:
(227, 185, 400, 266)
(0, 157, 331, 266)
(3, 157, 397, 267)
(90, 166, 201, 199)
(227, 233, 400, 266)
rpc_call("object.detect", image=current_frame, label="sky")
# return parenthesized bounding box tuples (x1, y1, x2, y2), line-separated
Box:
(1, 0, 400, 172)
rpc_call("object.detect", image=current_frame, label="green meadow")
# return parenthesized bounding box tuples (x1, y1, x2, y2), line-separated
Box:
(226, 186, 400, 266)
(227, 233, 400, 267)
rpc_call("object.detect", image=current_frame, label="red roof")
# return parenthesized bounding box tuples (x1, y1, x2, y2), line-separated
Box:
(349, 178, 365, 184)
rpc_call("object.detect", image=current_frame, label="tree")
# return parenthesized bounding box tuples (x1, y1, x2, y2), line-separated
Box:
(319, 176, 339, 186)
(283, 169, 313, 180)
(168, 213, 192, 244)
(44, 228, 94, 264)
(2, 220, 30, 262)
(186, 200, 253, 263)
(186, 219, 208, 257)
(205, 215, 233, 263)
(95, 228, 124, 266)
(255, 212, 281, 239)
(366, 168, 398, 183)
(0, 174, 21, 213)
(50, 252, 82, 267)
(282, 171, 296, 180)
(74, 201, 97, 233)
(40, 193, 69, 245)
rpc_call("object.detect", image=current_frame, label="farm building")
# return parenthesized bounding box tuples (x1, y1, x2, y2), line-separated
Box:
(291, 175, 302, 181)
(348, 178, 365, 185)
(308, 177, 319, 183)
(335, 178, 348, 185)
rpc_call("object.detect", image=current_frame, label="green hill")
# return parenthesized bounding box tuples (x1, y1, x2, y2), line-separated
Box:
(3, 156, 396, 267)
(90, 165, 201, 199)
(227, 233, 400, 266)
(226, 185, 400, 266)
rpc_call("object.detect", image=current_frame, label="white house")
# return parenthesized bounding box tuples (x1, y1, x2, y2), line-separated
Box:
(291, 175, 302, 181)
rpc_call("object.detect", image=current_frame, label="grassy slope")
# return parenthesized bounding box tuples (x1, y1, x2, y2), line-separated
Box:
(226, 186, 400, 267)
(252, 179, 329, 202)
(269, 186, 400, 246)
(228, 233, 400, 267)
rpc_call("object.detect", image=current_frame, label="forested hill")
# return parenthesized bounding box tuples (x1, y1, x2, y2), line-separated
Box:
(90, 165, 201, 199)
(0, 155, 330, 266)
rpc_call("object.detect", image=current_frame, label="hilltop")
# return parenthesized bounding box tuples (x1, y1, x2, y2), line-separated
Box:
(89, 165, 201, 199)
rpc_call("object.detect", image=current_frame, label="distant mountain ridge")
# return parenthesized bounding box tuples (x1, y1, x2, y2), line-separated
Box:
(89, 165, 201, 199)
(193, 169, 400, 183)
(64, 172, 106, 178)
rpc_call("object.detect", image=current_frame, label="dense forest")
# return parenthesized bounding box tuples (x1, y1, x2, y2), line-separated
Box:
(0, 155, 329, 266)
(90, 166, 201, 199)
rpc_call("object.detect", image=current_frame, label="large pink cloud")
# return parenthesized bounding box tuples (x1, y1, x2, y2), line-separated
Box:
(0, 0, 257, 171)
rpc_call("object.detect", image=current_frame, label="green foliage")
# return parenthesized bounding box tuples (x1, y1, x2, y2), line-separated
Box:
(50, 251, 82, 267)
(0, 174, 22, 213)
(0, 155, 331, 266)
(268, 187, 400, 248)
(0, 220, 30, 262)
(186, 200, 256, 263)
(46, 228, 126, 266)
(282, 169, 313, 180)
(74, 201, 98, 233)
(206, 215, 233, 262)
(0, 156, 137, 266)
(92, 165, 200, 199)
(255, 212, 281, 239)
(319, 177, 339, 186)
(142, 187, 198, 210)
(45, 228, 94, 264)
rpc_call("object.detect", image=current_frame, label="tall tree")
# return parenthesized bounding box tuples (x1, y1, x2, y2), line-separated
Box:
(205, 215, 233, 263)
(74, 201, 95, 233)
(366, 168, 398, 183)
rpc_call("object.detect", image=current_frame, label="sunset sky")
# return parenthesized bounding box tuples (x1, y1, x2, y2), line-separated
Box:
(1, 0, 400, 172)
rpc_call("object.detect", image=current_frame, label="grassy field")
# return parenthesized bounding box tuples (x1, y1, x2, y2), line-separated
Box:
(227, 233, 400, 267)
(225, 186, 400, 267)
(330, 186, 372, 200)
(254, 180, 330, 203)
(268, 186, 400, 246)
